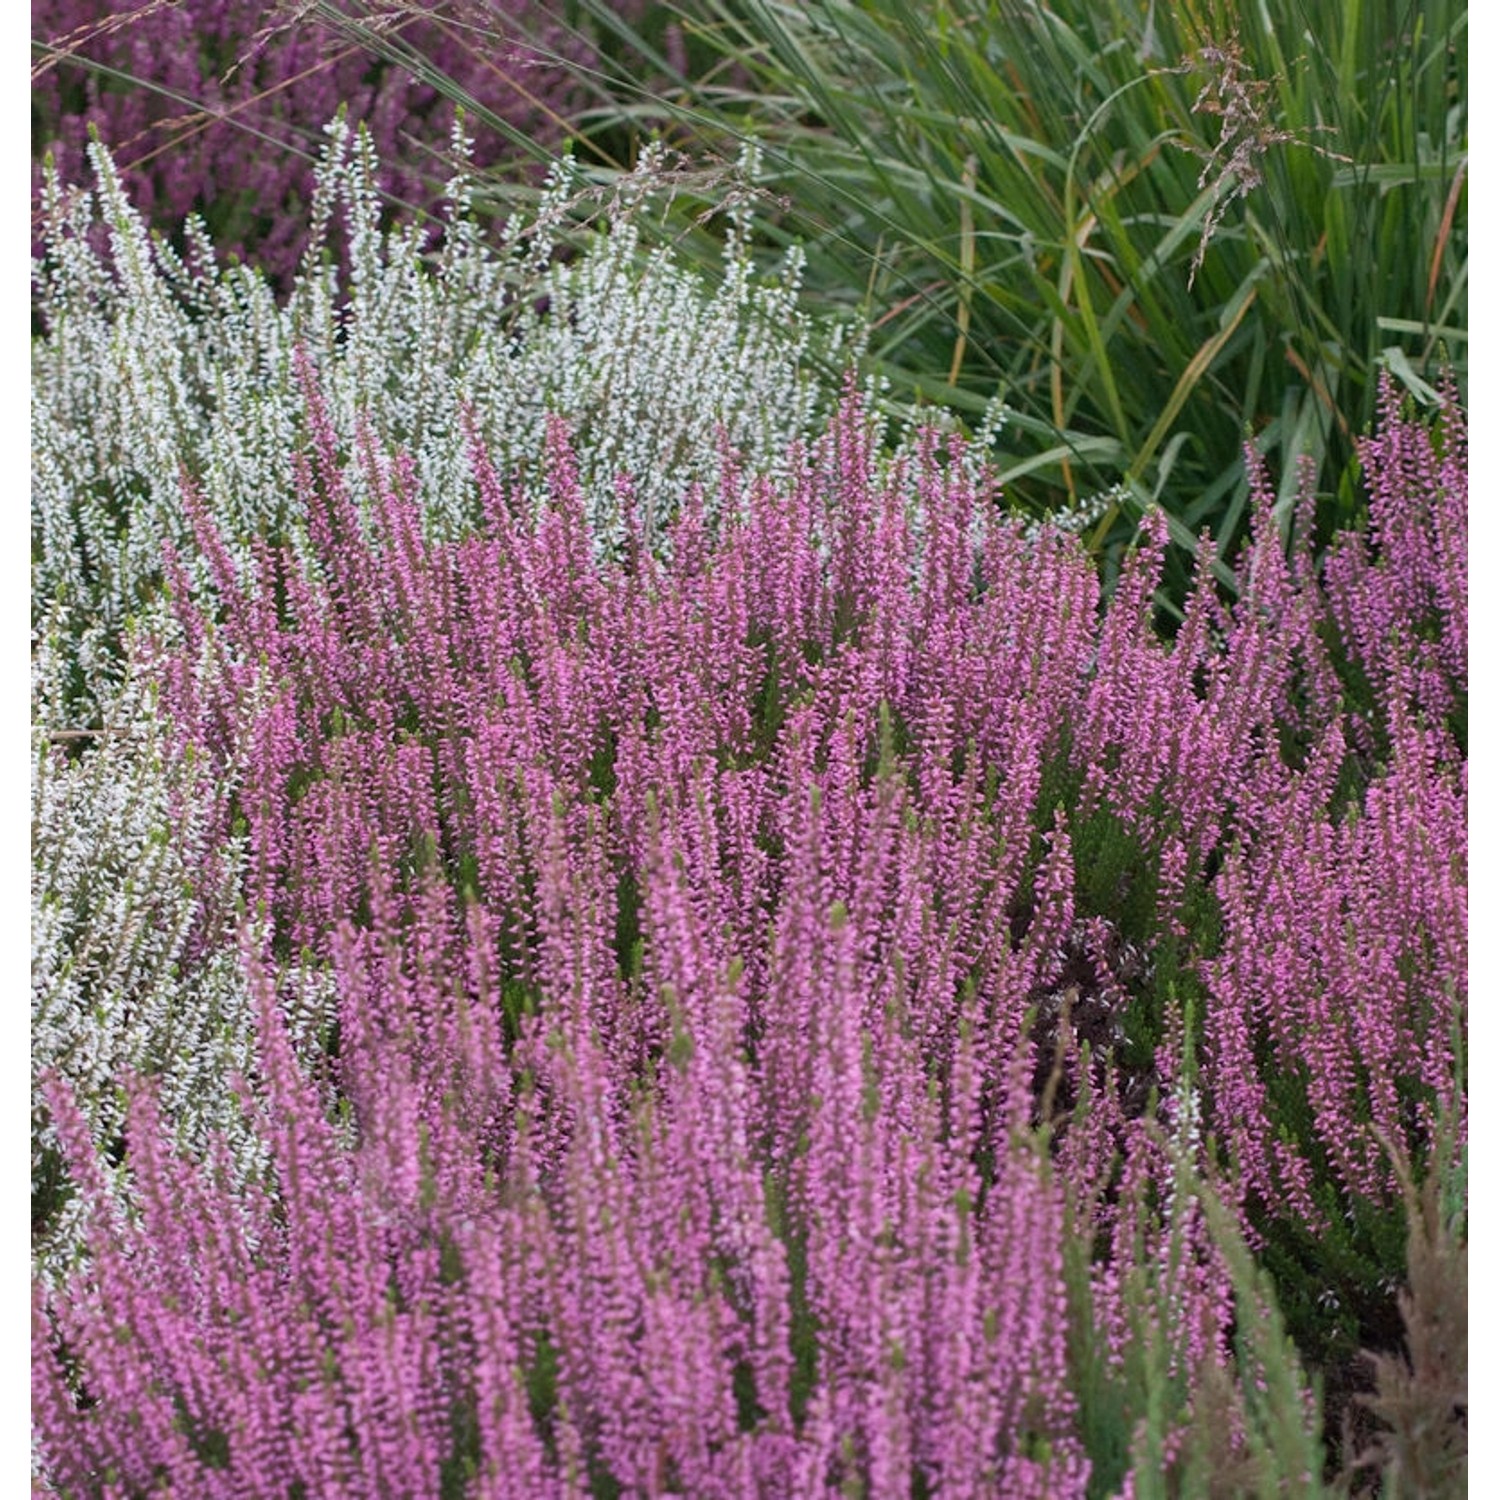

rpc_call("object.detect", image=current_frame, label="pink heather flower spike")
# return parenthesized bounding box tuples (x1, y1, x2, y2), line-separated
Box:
(34, 379, 1464, 1494)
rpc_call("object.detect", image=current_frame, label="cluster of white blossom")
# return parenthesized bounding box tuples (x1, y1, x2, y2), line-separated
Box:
(33, 118, 836, 711)
(1031, 482, 1124, 541)
(30, 618, 333, 1276)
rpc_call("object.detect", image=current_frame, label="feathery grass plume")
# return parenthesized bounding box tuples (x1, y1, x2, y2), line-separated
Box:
(32, 119, 833, 719)
(31, 0, 631, 286)
(1180, 33, 1311, 291)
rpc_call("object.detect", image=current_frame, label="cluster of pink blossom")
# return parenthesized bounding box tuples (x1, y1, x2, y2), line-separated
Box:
(32, 364, 1465, 1493)
(32, 0, 624, 285)
(1207, 391, 1467, 1230)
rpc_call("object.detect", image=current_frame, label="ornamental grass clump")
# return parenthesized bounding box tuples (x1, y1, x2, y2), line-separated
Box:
(510, 0, 1466, 560)
(32, 362, 1465, 1490)
(311, 0, 1468, 587)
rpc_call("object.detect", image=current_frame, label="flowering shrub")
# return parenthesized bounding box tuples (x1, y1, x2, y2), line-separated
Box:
(31, 361, 1465, 1491)
(31, 0, 621, 285)
(32, 124, 830, 718)
(30, 617, 337, 1280)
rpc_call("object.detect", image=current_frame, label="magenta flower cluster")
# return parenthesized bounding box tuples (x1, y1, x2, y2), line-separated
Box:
(32, 0, 617, 285)
(32, 362, 1465, 1493)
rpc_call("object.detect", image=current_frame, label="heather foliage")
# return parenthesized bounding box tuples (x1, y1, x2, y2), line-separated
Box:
(32, 124, 831, 717)
(31, 0, 621, 285)
(32, 366, 1464, 1491)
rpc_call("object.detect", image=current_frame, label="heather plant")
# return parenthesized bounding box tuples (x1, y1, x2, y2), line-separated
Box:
(32, 370, 1464, 1489)
(37, 427, 1104, 1486)
(30, 0, 620, 286)
(30, 614, 337, 1279)
(1060, 1092, 1338, 1499)
(1322, 375, 1468, 754)
(1197, 392, 1465, 1400)
(32, 120, 833, 717)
